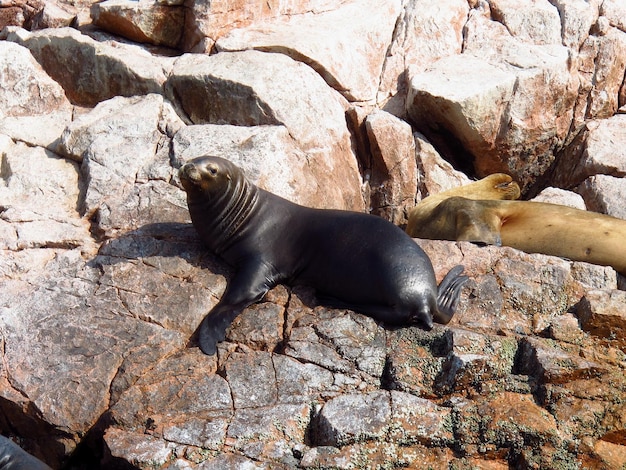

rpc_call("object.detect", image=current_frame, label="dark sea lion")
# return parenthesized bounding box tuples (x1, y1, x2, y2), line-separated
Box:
(0, 436, 51, 470)
(406, 174, 626, 275)
(179, 156, 468, 355)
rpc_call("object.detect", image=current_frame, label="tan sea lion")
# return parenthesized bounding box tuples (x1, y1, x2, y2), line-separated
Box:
(406, 174, 626, 275)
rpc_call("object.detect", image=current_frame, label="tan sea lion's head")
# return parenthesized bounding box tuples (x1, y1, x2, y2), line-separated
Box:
(478, 173, 521, 200)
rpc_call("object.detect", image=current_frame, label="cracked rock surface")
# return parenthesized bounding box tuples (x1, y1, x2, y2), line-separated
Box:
(1, 0, 626, 468)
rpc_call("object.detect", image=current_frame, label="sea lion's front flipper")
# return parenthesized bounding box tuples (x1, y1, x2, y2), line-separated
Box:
(455, 206, 502, 246)
(197, 260, 275, 355)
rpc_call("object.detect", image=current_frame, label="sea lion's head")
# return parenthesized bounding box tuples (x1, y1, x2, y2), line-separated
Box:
(482, 173, 521, 200)
(179, 156, 259, 252)
(179, 156, 239, 198)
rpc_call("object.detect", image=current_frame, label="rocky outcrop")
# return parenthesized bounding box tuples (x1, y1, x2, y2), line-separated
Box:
(1, 1, 626, 469)
(90, 0, 185, 49)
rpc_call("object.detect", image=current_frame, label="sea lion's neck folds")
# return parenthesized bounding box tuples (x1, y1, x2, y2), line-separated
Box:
(192, 177, 260, 254)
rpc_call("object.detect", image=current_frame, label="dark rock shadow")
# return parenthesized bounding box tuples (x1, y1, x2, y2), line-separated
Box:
(89, 222, 229, 275)
(61, 412, 140, 470)
(87, 222, 236, 350)
(0, 397, 70, 469)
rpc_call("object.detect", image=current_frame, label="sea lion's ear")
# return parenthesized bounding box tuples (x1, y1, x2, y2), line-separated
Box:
(227, 174, 232, 181)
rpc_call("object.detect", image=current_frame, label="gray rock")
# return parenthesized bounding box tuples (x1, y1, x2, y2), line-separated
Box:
(0, 41, 72, 149)
(58, 94, 188, 237)
(576, 174, 626, 220)
(273, 354, 335, 403)
(4, 27, 171, 107)
(435, 328, 518, 393)
(314, 391, 391, 446)
(215, 0, 401, 103)
(223, 351, 277, 409)
(227, 403, 310, 463)
(171, 124, 322, 208)
(91, 0, 184, 48)
(389, 391, 453, 446)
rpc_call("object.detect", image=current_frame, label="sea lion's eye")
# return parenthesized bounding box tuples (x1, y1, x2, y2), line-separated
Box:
(207, 165, 218, 176)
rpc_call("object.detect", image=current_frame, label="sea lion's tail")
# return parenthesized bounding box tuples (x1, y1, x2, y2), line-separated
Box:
(434, 265, 468, 324)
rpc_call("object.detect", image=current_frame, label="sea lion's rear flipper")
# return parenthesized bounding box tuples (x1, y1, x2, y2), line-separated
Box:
(197, 260, 275, 355)
(0, 435, 51, 470)
(434, 265, 468, 324)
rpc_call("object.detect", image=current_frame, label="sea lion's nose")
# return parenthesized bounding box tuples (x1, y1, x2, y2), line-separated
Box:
(179, 163, 201, 183)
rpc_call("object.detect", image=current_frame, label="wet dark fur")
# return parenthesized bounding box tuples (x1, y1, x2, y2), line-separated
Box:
(180, 156, 468, 355)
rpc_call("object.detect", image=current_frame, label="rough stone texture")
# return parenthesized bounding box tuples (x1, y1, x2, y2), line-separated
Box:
(489, 0, 562, 45)
(578, 289, 626, 350)
(576, 174, 626, 220)
(580, 25, 626, 120)
(57, 93, 188, 238)
(364, 109, 417, 224)
(0, 40, 72, 149)
(181, 0, 342, 52)
(215, 0, 401, 103)
(2, 26, 172, 107)
(90, 0, 184, 48)
(0, 0, 43, 30)
(550, 0, 600, 49)
(1, 1, 626, 469)
(407, 53, 518, 180)
(409, 10, 578, 191)
(378, 0, 468, 115)
(602, 0, 626, 33)
(166, 49, 364, 211)
(552, 114, 626, 189)
(314, 391, 392, 447)
(30, 2, 75, 30)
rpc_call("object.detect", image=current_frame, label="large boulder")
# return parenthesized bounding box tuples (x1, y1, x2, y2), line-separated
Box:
(181, 0, 342, 52)
(550, 0, 600, 49)
(2, 27, 172, 107)
(90, 0, 185, 48)
(215, 0, 401, 103)
(0, 40, 71, 149)
(487, 0, 562, 45)
(552, 113, 626, 189)
(166, 49, 364, 211)
(57, 94, 187, 238)
(378, 0, 468, 115)
(407, 10, 578, 191)
(576, 174, 626, 219)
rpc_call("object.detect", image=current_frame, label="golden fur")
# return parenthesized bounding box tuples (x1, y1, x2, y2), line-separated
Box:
(406, 174, 626, 275)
